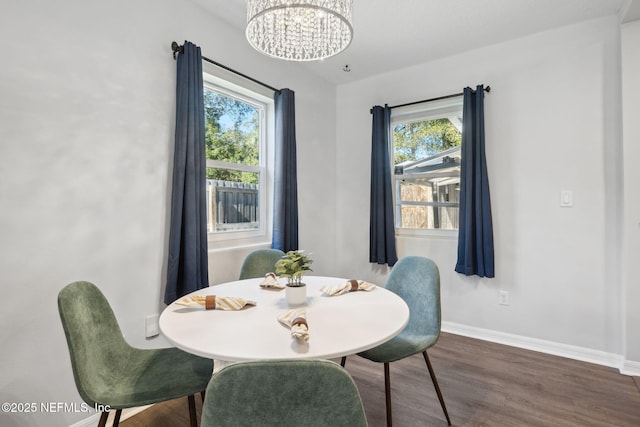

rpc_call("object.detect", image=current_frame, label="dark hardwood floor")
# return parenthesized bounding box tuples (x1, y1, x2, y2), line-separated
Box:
(121, 332, 640, 426)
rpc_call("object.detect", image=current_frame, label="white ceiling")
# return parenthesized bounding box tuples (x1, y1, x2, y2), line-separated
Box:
(189, 0, 634, 85)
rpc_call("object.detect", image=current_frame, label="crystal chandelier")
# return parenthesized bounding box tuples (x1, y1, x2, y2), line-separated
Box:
(246, 0, 353, 62)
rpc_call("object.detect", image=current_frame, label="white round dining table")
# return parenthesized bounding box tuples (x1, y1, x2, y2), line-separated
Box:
(159, 276, 409, 363)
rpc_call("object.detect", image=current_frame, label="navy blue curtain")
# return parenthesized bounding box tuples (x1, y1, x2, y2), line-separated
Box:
(369, 105, 398, 266)
(272, 88, 299, 252)
(165, 41, 209, 304)
(455, 85, 495, 277)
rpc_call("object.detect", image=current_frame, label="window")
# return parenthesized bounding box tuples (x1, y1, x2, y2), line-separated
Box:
(391, 96, 463, 232)
(203, 66, 274, 244)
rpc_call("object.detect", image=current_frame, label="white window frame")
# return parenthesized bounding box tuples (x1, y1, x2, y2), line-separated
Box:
(202, 63, 275, 249)
(390, 96, 463, 238)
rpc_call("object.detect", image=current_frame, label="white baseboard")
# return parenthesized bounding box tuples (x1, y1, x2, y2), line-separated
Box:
(69, 405, 152, 427)
(442, 321, 640, 376)
(621, 359, 640, 376)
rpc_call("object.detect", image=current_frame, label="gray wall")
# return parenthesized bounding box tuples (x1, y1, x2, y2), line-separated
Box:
(335, 16, 637, 370)
(0, 1, 337, 425)
(622, 18, 640, 367)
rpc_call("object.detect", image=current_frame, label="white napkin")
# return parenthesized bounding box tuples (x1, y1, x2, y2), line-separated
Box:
(278, 308, 309, 341)
(175, 295, 256, 310)
(259, 272, 285, 289)
(321, 279, 376, 296)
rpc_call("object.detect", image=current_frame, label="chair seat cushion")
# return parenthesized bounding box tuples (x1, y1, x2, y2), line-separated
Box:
(358, 332, 438, 363)
(92, 347, 212, 409)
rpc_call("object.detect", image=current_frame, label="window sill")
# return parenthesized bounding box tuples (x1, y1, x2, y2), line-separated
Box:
(395, 228, 458, 240)
(208, 241, 272, 254)
(207, 228, 272, 252)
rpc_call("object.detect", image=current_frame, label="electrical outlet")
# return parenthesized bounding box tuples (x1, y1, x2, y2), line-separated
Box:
(145, 314, 160, 338)
(499, 290, 509, 306)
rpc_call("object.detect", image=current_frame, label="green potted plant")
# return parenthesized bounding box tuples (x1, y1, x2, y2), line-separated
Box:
(275, 250, 313, 305)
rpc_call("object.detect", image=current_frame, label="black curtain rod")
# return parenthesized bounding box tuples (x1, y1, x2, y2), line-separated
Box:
(171, 41, 279, 93)
(386, 85, 491, 110)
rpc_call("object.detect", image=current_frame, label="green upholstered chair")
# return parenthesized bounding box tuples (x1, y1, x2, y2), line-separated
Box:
(58, 281, 213, 427)
(343, 256, 451, 426)
(238, 248, 285, 280)
(200, 359, 368, 427)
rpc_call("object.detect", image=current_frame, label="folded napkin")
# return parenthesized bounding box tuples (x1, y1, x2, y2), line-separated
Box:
(175, 295, 256, 310)
(259, 272, 285, 289)
(278, 308, 309, 341)
(321, 279, 376, 296)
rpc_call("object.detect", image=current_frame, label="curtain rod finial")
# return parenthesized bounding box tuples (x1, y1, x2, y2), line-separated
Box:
(171, 41, 183, 60)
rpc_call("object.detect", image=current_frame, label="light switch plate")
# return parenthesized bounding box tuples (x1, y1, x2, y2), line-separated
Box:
(560, 190, 573, 207)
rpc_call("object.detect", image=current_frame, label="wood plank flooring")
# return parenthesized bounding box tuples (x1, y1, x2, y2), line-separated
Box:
(121, 332, 640, 426)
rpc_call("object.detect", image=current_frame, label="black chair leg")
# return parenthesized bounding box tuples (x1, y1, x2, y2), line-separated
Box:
(340, 356, 347, 367)
(188, 395, 197, 427)
(384, 362, 393, 427)
(112, 409, 122, 427)
(98, 411, 109, 427)
(423, 351, 451, 425)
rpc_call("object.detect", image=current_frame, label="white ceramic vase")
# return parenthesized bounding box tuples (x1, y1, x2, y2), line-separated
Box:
(285, 284, 307, 305)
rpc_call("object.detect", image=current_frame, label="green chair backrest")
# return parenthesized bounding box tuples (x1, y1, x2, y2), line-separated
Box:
(239, 249, 285, 280)
(386, 256, 441, 339)
(58, 281, 131, 406)
(201, 359, 368, 427)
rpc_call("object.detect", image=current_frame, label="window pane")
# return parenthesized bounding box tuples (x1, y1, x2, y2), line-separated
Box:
(399, 178, 459, 203)
(204, 90, 259, 166)
(203, 84, 264, 236)
(392, 111, 462, 231)
(206, 169, 260, 232)
(400, 205, 458, 230)
(393, 117, 461, 166)
(397, 179, 459, 230)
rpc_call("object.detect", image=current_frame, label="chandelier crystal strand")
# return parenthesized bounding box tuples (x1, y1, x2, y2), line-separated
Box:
(246, 0, 353, 61)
